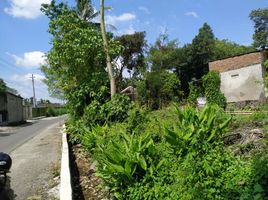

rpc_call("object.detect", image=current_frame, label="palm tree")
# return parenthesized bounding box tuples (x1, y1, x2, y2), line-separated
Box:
(76, 0, 98, 21)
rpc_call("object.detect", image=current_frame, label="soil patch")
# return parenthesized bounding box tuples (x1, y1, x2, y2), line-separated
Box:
(69, 143, 110, 200)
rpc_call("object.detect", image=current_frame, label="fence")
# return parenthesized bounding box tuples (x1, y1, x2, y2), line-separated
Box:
(32, 107, 48, 118)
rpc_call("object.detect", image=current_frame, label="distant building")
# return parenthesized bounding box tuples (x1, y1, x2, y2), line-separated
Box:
(0, 92, 24, 125)
(209, 51, 268, 104)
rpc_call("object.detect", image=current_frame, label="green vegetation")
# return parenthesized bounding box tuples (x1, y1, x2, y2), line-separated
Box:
(0, 78, 6, 93)
(46, 107, 67, 117)
(136, 70, 182, 110)
(40, 1, 268, 199)
(66, 105, 268, 199)
(250, 8, 268, 47)
(202, 71, 227, 109)
(32, 107, 67, 118)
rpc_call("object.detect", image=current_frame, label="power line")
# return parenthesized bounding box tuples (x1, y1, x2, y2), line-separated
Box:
(0, 58, 26, 74)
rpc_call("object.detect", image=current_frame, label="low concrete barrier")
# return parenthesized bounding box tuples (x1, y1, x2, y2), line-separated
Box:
(60, 125, 72, 200)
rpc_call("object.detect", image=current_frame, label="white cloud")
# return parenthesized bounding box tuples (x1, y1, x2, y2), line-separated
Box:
(11, 73, 45, 84)
(138, 6, 150, 14)
(10, 51, 46, 68)
(4, 0, 51, 19)
(106, 13, 136, 25)
(9, 73, 55, 100)
(119, 26, 135, 35)
(185, 11, 199, 18)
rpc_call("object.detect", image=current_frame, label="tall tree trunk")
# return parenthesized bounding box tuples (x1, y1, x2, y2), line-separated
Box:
(100, 0, 116, 97)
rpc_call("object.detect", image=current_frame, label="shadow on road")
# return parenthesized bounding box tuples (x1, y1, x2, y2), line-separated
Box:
(0, 133, 13, 137)
(0, 176, 16, 200)
(9, 121, 35, 128)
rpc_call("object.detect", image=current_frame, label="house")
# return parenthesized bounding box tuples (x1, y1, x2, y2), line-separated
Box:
(209, 50, 268, 104)
(0, 92, 24, 125)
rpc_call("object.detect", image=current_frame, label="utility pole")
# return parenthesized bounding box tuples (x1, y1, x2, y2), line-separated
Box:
(30, 74, 36, 108)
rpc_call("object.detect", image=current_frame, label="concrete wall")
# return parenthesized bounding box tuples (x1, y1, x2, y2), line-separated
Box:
(220, 64, 265, 103)
(0, 93, 8, 124)
(6, 93, 24, 123)
(0, 94, 6, 110)
(23, 105, 32, 120)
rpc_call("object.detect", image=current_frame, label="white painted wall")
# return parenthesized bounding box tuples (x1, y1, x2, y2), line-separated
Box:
(220, 64, 265, 102)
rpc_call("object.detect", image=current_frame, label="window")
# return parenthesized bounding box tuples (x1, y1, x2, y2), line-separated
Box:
(231, 74, 239, 77)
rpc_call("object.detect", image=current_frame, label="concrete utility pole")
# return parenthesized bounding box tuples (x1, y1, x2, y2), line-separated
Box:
(30, 74, 37, 108)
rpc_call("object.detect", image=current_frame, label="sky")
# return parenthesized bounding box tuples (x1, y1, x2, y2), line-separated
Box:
(0, 0, 267, 102)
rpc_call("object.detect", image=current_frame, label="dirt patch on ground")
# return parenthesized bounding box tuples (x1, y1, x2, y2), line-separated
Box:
(224, 123, 267, 155)
(69, 143, 111, 200)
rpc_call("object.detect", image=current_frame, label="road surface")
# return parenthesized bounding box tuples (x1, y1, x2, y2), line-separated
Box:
(0, 116, 65, 153)
(0, 116, 66, 200)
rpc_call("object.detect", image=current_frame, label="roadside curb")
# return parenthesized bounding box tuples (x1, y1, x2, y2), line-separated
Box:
(30, 116, 47, 120)
(60, 125, 72, 200)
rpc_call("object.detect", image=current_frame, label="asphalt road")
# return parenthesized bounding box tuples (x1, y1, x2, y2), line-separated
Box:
(0, 116, 65, 154)
(0, 116, 66, 200)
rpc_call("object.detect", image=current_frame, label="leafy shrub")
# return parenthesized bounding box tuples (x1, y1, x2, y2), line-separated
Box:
(79, 125, 108, 152)
(165, 105, 231, 156)
(66, 118, 85, 144)
(96, 132, 163, 199)
(67, 103, 268, 200)
(46, 107, 67, 117)
(246, 153, 268, 199)
(101, 94, 133, 123)
(187, 81, 203, 106)
(202, 71, 227, 109)
(83, 94, 133, 126)
(126, 107, 148, 134)
(46, 107, 56, 117)
(83, 100, 103, 126)
(164, 105, 242, 199)
(136, 70, 182, 110)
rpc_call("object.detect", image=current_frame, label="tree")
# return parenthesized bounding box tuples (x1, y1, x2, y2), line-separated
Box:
(41, 1, 121, 117)
(148, 33, 179, 71)
(100, 0, 116, 97)
(189, 23, 215, 80)
(40, 0, 68, 21)
(250, 8, 268, 47)
(76, 0, 96, 21)
(214, 39, 254, 60)
(136, 70, 182, 109)
(6, 86, 18, 95)
(173, 44, 193, 96)
(115, 32, 147, 90)
(0, 78, 6, 93)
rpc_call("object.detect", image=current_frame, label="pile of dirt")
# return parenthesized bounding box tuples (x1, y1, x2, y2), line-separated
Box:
(224, 125, 266, 154)
(69, 144, 111, 200)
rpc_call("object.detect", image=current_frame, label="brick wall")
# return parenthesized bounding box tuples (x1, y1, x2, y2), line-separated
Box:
(209, 52, 262, 73)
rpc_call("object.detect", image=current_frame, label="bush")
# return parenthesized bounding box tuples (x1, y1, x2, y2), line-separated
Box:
(202, 71, 227, 109)
(187, 81, 204, 106)
(136, 70, 182, 110)
(126, 107, 148, 134)
(83, 94, 133, 126)
(95, 132, 164, 199)
(101, 94, 133, 123)
(67, 103, 268, 200)
(46, 107, 56, 116)
(46, 107, 67, 117)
